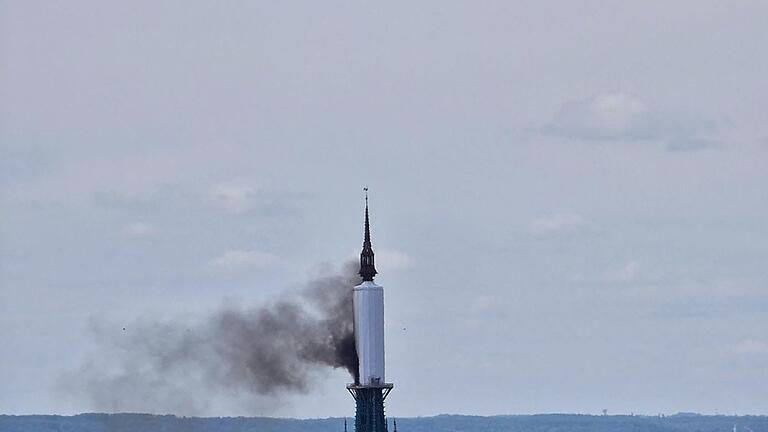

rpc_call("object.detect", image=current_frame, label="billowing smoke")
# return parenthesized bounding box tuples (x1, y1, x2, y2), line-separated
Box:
(65, 262, 360, 414)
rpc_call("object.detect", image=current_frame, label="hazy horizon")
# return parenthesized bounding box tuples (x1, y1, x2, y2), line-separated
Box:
(3, 409, 768, 419)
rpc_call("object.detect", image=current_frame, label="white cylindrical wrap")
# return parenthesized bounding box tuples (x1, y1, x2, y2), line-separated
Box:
(353, 280, 385, 386)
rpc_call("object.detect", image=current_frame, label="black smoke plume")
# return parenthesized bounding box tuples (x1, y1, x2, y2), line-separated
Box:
(65, 262, 360, 414)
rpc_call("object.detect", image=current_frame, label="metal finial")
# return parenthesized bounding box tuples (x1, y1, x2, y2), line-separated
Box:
(359, 188, 377, 281)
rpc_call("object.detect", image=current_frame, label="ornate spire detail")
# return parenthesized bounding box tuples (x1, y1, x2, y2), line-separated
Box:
(359, 188, 377, 281)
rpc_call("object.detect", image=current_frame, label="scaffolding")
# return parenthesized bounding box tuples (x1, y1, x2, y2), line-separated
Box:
(347, 383, 393, 432)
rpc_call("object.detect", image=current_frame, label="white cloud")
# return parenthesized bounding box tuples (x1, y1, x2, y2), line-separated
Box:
(529, 213, 584, 236)
(543, 93, 652, 141)
(206, 184, 259, 214)
(211, 250, 279, 271)
(605, 260, 641, 283)
(375, 249, 413, 271)
(119, 222, 156, 238)
(734, 339, 768, 355)
(541, 93, 718, 150)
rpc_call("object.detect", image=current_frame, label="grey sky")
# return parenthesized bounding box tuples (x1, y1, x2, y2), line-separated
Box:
(1, 0, 767, 417)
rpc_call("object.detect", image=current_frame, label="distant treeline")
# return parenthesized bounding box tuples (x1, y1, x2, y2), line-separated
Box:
(1, 413, 767, 432)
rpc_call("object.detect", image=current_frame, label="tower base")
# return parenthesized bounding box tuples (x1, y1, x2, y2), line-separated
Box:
(347, 384, 393, 432)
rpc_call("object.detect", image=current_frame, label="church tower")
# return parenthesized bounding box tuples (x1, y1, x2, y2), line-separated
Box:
(347, 190, 393, 432)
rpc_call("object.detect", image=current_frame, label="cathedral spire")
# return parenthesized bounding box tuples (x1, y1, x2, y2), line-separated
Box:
(359, 188, 377, 281)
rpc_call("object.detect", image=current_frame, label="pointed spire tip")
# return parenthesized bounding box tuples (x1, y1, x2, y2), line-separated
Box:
(359, 188, 377, 281)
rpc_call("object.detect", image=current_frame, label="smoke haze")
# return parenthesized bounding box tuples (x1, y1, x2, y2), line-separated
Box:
(64, 262, 360, 414)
